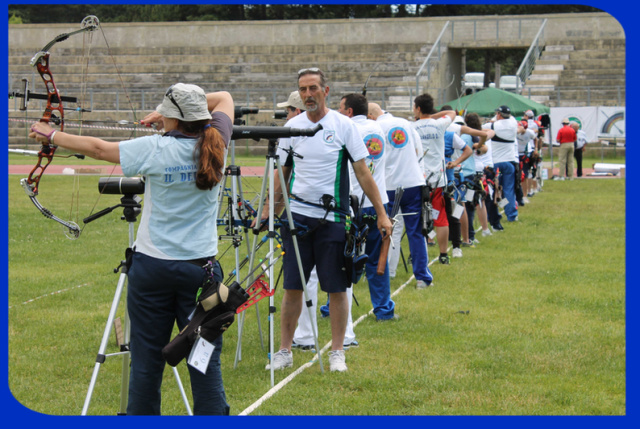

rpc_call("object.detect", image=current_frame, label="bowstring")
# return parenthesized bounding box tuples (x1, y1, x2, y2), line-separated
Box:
(68, 24, 95, 229)
(68, 23, 98, 233)
(78, 21, 140, 233)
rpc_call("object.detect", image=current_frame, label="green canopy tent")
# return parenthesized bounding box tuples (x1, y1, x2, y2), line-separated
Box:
(437, 87, 550, 118)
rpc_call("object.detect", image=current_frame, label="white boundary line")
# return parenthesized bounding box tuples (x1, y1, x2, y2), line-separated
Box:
(8, 282, 92, 310)
(239, 254, 442, 415)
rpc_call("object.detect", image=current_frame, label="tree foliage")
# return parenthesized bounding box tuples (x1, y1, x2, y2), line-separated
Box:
(8, 4, 601, 24)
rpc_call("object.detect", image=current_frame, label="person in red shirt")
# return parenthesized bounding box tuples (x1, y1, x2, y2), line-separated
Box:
(555, 118, 577, 180)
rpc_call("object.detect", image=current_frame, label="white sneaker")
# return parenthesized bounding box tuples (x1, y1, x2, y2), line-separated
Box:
(416, 280, 430, 289)
(523, 197, 530, 204)
(481, 229, 492, 237)
(452, 248, 463, 258)
(328, 350, 347, 372)
(265, 349, 293, 370)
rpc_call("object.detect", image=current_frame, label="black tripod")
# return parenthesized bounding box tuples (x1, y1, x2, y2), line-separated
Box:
(81, 187, 192, 415)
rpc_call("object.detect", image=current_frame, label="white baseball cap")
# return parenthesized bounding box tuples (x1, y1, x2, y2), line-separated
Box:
(156, 83, 212, 121)
(277, 91, 305, 110)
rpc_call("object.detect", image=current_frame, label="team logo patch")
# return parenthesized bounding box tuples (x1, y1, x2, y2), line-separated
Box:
(364, 133, 384, 160)
(388, 127, 408, 148)
(323, 130, 336, 143)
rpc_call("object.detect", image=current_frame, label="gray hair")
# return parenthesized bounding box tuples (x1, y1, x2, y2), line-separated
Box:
(298, 68, 327, 87)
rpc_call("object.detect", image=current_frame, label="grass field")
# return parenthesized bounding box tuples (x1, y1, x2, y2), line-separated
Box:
(7, 169, 625, 417)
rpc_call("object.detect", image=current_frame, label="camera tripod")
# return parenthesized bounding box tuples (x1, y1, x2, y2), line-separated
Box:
(81, 193, 192, 415)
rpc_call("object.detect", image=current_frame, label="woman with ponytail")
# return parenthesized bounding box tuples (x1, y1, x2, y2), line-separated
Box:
(30, 84, 234, 415)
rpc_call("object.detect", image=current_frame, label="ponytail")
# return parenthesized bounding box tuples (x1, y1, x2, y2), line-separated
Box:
(184, 120, 226, 190)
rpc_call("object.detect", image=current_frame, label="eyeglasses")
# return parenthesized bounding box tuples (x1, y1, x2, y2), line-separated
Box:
(297, 67, 321, 76)
(165, 86, 184, 118)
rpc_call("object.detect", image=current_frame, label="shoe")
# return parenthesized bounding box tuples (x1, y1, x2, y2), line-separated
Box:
(439, 255, 450, 265)
(427, 241, 435, 247)
(377, 314, 400, 322)
(523, 197, 530, 204)
(265, 349, 293, 370)
(461, 240, 475, 248)
(328, 350, 348, 372)
(343, 340, 359, 349)
(527, 192, 534, 197)
(481, 229, 492, 237)
(416, 280, 430, 289)
(320, 305, 330, 318)
(389, 272, 396, 279)
(472, 238, 481, 244)
(292, 342, 316, 352)
(452, 248, 463, 258)
(491, 224, 504, 232)
(518, 200, 525, 206)
(508, 216, 519, 222)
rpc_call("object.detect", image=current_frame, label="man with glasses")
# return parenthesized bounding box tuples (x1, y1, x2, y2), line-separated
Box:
(256, 68, 392, 372)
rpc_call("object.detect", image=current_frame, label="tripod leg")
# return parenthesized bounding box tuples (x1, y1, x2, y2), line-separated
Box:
(82, 271, 127, 415)
(119, 307, 130, 414)
(275, 159, 325, 374)
(237, 171, 265, 351)
(171, 366, 193, 415)
(234, 157, 271, 370)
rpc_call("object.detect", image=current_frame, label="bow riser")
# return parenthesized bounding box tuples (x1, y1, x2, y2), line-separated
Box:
(20, 17, 100, 240)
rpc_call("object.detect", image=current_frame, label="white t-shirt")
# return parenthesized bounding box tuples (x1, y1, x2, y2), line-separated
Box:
(348, 115, 388, 208)
(414, 115, 453, 188)
(474, 140, 493, 171)
(483, 116, 518, 164)
(517, 129, 536, 155)
(376, 112, 425, 190)
(277, 109, 368, 221)
(576, 129, 588, 149)
(119, 113, 232, 260)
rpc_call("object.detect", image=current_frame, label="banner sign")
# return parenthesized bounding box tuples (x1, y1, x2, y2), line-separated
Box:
(596, 107, 625, 139)
(546, 106, 624, 144)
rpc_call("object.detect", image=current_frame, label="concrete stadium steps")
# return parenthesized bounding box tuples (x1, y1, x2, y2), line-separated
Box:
(524, 38, 625, 107)
(9, 41, 427, 114)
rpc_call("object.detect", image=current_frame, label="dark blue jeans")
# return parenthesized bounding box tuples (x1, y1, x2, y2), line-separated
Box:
(494, 161, 518, 221)
(387, 185, 433, 284)
(127, 252, 229, 415)
(362, 206, 395, 320)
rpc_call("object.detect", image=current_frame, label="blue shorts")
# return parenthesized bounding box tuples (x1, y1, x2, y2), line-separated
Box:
(280, 213, 349, 293)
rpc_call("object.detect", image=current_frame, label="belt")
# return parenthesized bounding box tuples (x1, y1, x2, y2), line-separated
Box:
(186, 256, 216, 267)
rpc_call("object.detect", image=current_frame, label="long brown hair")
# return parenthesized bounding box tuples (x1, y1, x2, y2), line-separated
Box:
(464, 112, 482, 130)
(181, 119, 226, 190)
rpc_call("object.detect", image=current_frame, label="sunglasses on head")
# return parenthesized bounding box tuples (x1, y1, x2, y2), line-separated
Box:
(165, 86, 184, 118)
(297, 67, 321, 76)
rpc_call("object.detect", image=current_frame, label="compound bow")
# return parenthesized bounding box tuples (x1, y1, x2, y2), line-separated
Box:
(19, 16, 100, 239)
